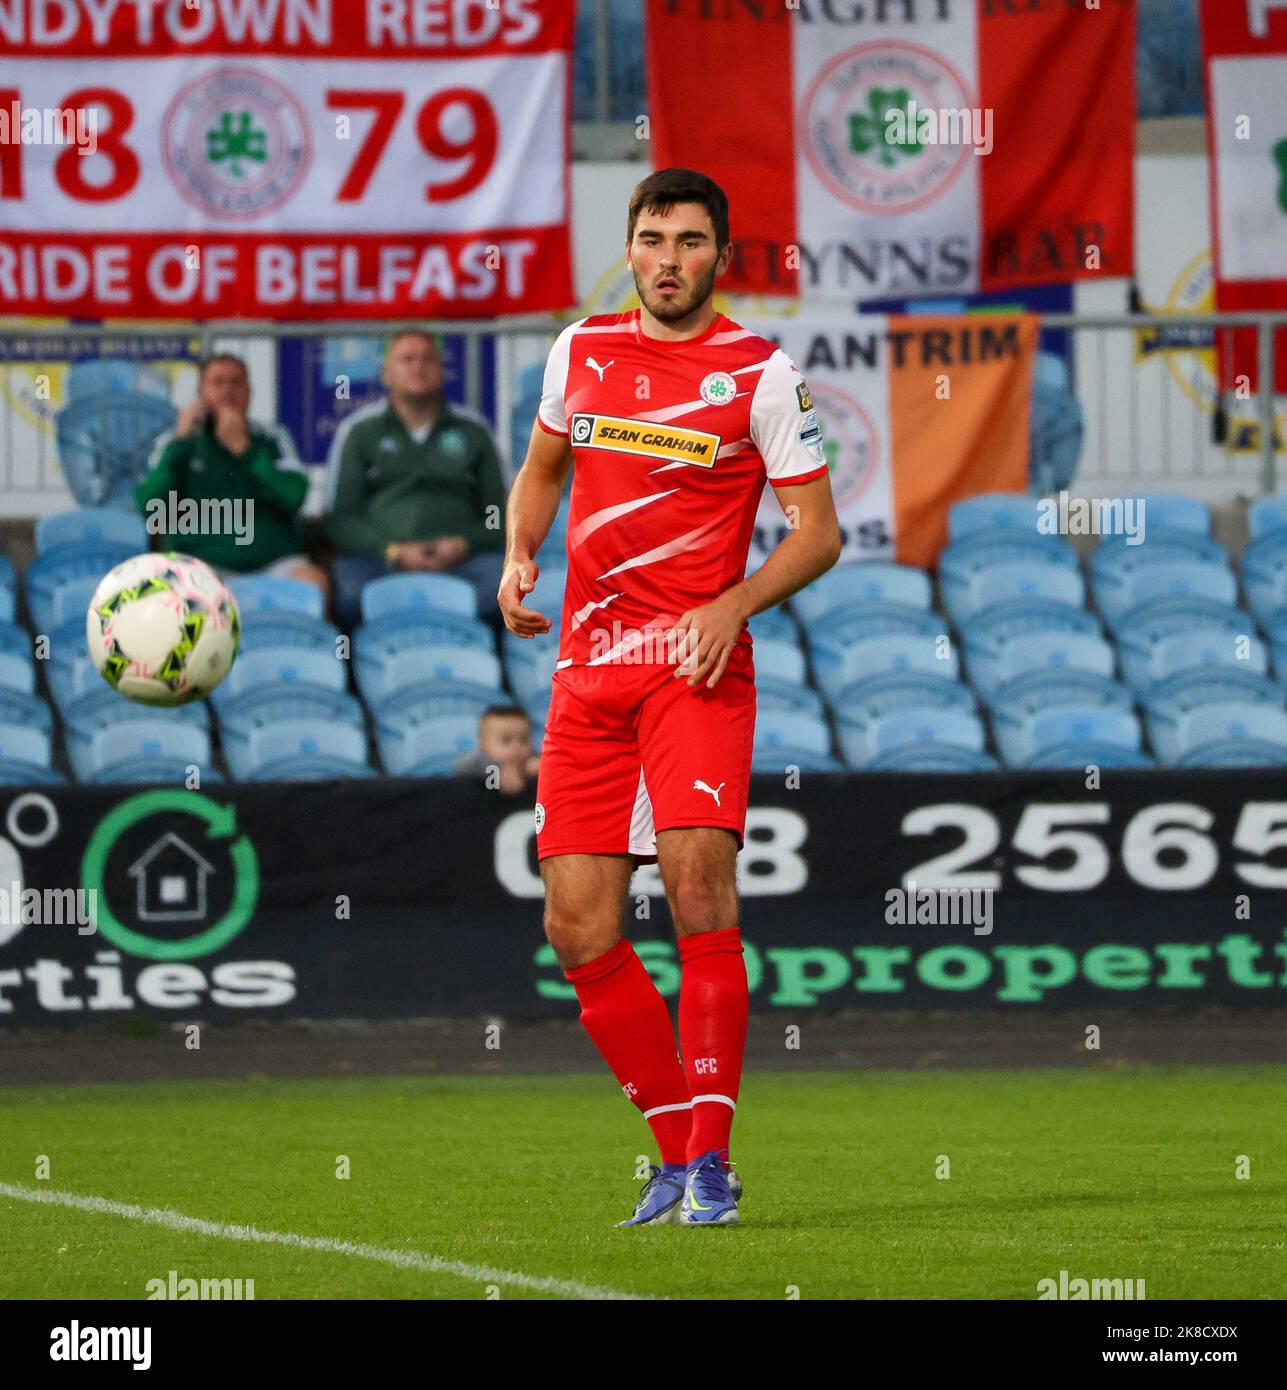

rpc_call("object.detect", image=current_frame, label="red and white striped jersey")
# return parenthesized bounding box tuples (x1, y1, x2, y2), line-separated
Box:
(537, 309, 828, 667)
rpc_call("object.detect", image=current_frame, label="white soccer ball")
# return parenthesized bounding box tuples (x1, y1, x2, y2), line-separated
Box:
(86, 552, 240, 706)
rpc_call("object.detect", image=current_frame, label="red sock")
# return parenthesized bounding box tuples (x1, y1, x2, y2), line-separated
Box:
(565, 938, 691, 1166)
(677, 927, 749, 1163)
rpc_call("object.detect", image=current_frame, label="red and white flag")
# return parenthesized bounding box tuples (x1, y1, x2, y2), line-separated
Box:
(646, 0, 1134, 301)
(1200, 0, 1287, 392)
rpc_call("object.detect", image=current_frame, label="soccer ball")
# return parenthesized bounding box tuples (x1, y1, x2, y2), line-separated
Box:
(86, 552, 240, 706)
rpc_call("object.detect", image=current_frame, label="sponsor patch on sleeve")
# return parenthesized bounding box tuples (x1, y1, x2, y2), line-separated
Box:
(795, 380, 814, 413)
(799, 410, 825, 465)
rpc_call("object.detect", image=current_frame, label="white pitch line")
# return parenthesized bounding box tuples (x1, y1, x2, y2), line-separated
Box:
(0, 1183, 651, 1301)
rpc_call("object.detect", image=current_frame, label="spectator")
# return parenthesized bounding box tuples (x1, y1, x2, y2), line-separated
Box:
(136, 354, 325, 592)
(324, 329, 507, 629)
(455, 705, 539, 795)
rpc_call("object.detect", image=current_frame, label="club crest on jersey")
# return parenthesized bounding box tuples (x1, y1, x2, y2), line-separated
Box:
(569, 413, 721, 468)
(699, 371, 738, 407)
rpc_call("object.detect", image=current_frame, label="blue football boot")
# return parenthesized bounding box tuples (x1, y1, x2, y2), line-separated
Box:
(679, 1149, 739, 1226)
(617, 1163, 686, 1226)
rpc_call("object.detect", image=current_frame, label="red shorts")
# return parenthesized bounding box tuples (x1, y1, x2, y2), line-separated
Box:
(534, 643, 757, 862)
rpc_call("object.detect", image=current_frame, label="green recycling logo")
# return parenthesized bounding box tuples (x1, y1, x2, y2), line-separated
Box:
(81, 791, 260, 961)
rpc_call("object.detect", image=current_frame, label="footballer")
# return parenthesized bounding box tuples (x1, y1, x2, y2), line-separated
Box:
(499, 168, 841, 1226)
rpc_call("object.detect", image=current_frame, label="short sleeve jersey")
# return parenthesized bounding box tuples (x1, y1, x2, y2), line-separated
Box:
(538, 309, 828, 667)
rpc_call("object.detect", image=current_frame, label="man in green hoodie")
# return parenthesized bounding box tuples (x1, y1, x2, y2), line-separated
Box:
(136, 354, 325, 595)
(323, 330, 507, 629)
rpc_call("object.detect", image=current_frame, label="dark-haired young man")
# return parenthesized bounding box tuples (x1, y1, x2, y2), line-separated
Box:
(499, 168, 841, 1226)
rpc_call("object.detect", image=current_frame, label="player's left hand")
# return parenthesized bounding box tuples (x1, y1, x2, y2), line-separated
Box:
(669, 587, 751, 690)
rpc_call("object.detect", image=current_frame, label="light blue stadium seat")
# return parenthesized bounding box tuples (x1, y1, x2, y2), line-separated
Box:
(503, 634, 560, 706)
(1158, 701, 1287, 762)
(356, 643, 501, 704)
(840, 707, 985, 769)
(0, 757, 64, 785)
(47, 616, 95, 674)
(379, 715, 481, 776)
(0, 650, 36, 696)
(1095, 558, 1236, 629)
(944, 559, 1085, 626)
(26, 542, 138, 634)
(1111, 596, 1249, 689)
(0, 587, 13, 625)
(1022, 741, 1154, 770)
(832, 670, 975, 722)
(1249, 495, 1287, 541)
(751, 747, 843, 774)
(360, 572, 478, 624)
(999, 705, 1141, 767)
(211, 647, 346, 709)
(1175, 738, 1287, 768)
(1120, 627, 1268, 695)
(218, 683, 363, 739)
(65, 689, 209, 779)
(1090, 529, 1227, 587)
(865, 744, 1000, 772)
(961, 601, 1102, 697)
(0, 723, 51, 768)
(81, 722, 211, 783)
(354, 610, 495, 670)
(973, 631, 1116, 702)
(808, 598, 941, 653)
(1143, 668, 1283, 725)
(374, 680, 507, 732)
(228, 574, 322, 620)
(756, 676, 824, 718)
(1242, 532, 1287, 623)
(239, 610, 341, 654)
(747, 606, 798, 643)
(1135, 493, 1211, 537)
(753, 710, 831, 758)
(1265, 609, 1287, 679)
(817, 633, 957, 701)
(0, 553, 15, 590)
(792, 561, 932, 626)
(750, 637, 807, 685)
(405, 752, 476, 778)
(36, 506, 148, 554)
(228, 719, 370, 781)
(49, 657, 106, 712)
(51, 574, 102, 629)
(988, 670, 1133, 724)
(939, 532, 1078, 593)
(0, 687, 53, 735)
(948, 493, 1046, 540)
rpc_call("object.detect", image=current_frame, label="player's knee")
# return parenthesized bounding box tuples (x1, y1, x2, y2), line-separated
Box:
(543, 903, 617, 969)
(668, 873, 735, 936)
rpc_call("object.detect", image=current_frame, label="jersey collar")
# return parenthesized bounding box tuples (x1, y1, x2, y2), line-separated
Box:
(630, 308, 727, 351)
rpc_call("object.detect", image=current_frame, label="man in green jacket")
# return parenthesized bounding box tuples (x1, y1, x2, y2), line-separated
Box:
(136, 354, 325, 595)
(324, 330, 506, 629)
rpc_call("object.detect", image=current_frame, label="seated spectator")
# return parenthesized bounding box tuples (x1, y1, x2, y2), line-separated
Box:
(324, 329, 506, 629)
(455, 705, 539, 795)
(136, 354, 325, 593)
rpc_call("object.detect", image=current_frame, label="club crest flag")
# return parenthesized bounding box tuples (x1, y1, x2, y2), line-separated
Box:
(646, 0, 1135, 300)
(1200, 0, 1287, 392)
(749, 314, 1038, 571)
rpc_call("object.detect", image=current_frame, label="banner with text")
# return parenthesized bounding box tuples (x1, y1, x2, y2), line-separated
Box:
(2, 769, 1284, 1026)
(0, 0, 575, 319)
(646, 0, 1135, 300)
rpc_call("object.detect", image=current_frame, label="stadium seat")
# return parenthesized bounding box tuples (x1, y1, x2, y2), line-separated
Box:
(816, 633, 958, 701)
(0, 687, 53, 736)
(227, 719, 371, 781)
(1142, 668, 1284, 724)
(791, 561, 932, 626)
(0, 553, 15, 591)
(751, 747, 843, 774)
(749, 637, 807, 685)
(48, 657, 106, 713)
(356, 643, 502, 704)
(378, 715, 480, 776)
(806, 598, 941, 654)
(1111, 596, 1250, 689)
(753, 710, 831, 758)
(503, 634, 560, 707)
(0, 757, 65, 785)
(947, 492, 1046, 540)
(755, 676, 825, 718)
(210, 648, 347, 709)
(1175, 738, 1287, 768)
(64, 688, 209, 779)
(239, 610, 342, 654)
(1135, 493, 1211, 537)
(1241, 532, 1287, 623)
(961, 601, 1102, 697)
(218, 684, 364, 739)
(972, 631, 1117, 702)
(402, 752, 477, 778)
(831, 670, 976, 722)
(1265, 610, 1287, 678)
(25, 543, 138, 633)
(747, 606, 798, 643)
(998, 705, 1142, 767)
(1090, 530, 1227, 587)
(939, 532, 1078, 595)
(0, 587, 13, 625)
(0, 723, 51, 768)
(51, 574, 101, 629)
(1249, 494, 1287, 541)
(0, 651, 36, 696)
(943, 559, 1085, 626)
(354, 610, 495, 673)
(1095, 558, 1237, 629)
(839, 707, 985, 769)
(228, 574, 324, 620)
(1154, 701, 1287, 762)
(360, 572, 478, 624)
(987, 669, 1133, 723)
(1119, 627, 1268, 694)
(81, 722, 211, 783)
(35, 506, 148, 554)
(1022, 741, 1154, 770)
(89, 760, 224, 785)
(373, 680, 507, 732)
(865, 744, 1000, 772)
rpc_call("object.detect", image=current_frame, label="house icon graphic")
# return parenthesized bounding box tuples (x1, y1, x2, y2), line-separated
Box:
(127, 833, 216, 923)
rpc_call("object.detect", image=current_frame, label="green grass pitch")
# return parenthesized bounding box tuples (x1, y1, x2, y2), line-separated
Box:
(1, 1067, 1283, 1300)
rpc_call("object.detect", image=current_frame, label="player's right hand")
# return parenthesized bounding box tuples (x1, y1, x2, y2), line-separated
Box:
(498, 557, 552, 638)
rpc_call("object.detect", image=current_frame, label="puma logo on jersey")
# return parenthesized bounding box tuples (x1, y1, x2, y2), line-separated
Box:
(693, 779, 725, 807)
(586, 357, 615, 381)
